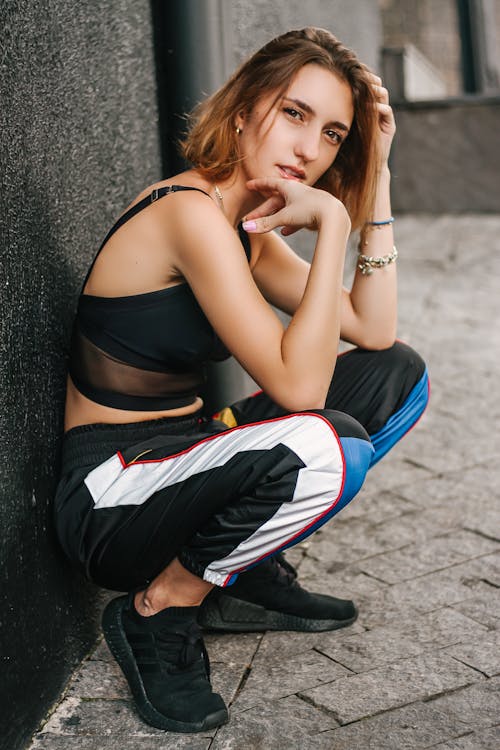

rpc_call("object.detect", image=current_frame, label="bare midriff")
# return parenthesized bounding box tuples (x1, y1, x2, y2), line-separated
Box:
(64, 376, 204, 432)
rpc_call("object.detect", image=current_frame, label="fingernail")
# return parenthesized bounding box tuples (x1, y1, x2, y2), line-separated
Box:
(242, 220, 257, 232)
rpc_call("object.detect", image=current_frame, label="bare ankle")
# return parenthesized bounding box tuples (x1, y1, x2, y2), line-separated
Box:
(133, 559, 215, 616)
(134, 590, 161, 617)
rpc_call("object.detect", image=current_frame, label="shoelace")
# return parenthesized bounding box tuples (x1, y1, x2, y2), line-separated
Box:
(155, 621, 210, 676)
(263, 556, 297, 589)
(275, 553, 298, 582)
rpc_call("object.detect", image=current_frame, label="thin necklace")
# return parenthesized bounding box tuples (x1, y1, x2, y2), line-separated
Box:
(214, 184, 225, 214)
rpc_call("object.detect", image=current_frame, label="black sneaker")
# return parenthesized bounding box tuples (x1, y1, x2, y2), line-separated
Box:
(102, 594, 228, 732)
(198, 554, 357, 633)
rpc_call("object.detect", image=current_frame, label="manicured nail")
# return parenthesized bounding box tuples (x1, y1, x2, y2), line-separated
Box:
(242, 220, 257, 232)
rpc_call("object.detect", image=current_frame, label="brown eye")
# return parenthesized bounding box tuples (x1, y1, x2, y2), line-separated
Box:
(325, 130, 342, 145)
(284, 107, 303, 121)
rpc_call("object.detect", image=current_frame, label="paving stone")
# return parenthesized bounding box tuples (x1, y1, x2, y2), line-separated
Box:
(253, 621, 365, 664)
(66, 658, 128, 700)
(301, 653, 481, 725)
(391, 419, 497, 476)
(203, 632, 262, 665)
(444, 630, 500, 677)
(452, 586, 500, 629)
(316, 608, 488, 673)
(430, 725, 500, 749)
(462, 554, 500, 588)
(461, 505, 500, 542)
(38, 696, 215, 739)
(316, 700, 467, 750)
(211, 661, 249, 707)
(395, 463, 495, 509)
(317, 627, 422, 673)
(282, 544, 308, 571)
(274, 694, 340, 732)
(212, 694, 339, 749)
(211, 705, 324, 750)
(427, 677, 500, 731)
(393, 473, 500, 544)
(364, 453, 435, 490)
(202, 633, 263, 705)
(30, 735, 210, 749)
(398, 506, 470, 537)
(358, 530, 499, 584)
(338, 487, 420, 524)
(300, 515, 418, 568)
(298, 552, 390, 597)
(363, 556, 500, 626)
(231, 648, 350, 712)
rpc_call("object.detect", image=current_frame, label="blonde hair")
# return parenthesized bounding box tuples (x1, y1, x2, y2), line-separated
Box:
(181, 27, 379, 229)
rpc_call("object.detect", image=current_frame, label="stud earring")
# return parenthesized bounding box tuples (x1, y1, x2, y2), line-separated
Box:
(236, 126, 242, 135)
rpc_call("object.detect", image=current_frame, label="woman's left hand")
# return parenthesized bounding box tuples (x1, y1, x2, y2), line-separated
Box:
(368, 72, 396, 168)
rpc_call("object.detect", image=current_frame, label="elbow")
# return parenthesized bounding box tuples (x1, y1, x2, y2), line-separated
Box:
(365, 336, 397, 351)
(276, 383, 328, 413)
(356, 329, 397, 351)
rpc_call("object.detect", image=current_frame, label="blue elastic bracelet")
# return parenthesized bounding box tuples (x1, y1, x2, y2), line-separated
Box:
(367, 216, 395, 226)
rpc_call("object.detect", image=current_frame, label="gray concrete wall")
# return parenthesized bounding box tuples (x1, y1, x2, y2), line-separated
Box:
(381, 0, 462, 96)
(231, 0, 381, 70)
(0, 3, 161, 749)
(391, 97, 500, 212)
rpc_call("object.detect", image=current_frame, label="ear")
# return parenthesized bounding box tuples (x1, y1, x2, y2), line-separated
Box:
(235, 110, 246, 131)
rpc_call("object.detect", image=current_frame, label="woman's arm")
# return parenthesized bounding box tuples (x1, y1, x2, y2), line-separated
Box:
(341, 166, 397, 349)
(250, 73, 398, 350)
(342, 75, 398, 349)
(168, 182, 350, 412)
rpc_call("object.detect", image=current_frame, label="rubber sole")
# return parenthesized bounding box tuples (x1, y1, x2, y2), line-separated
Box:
(198, 593, 358, 633)
(102, 596, 228, 733)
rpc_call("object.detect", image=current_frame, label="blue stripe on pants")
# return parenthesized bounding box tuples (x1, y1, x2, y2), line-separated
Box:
(278, 434, 374, 553)
(369, 367, 430, 467)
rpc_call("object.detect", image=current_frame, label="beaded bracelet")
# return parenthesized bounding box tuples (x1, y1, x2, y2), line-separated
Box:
(357, 246, 398, 275)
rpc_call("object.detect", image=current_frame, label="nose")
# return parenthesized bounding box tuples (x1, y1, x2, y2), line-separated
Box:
(294, 127, 320, 163)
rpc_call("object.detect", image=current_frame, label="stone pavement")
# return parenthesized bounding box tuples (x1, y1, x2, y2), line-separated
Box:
(29, 215, 500, 749)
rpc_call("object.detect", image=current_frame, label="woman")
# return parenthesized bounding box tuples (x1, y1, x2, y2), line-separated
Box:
(55, 27, 429, 733)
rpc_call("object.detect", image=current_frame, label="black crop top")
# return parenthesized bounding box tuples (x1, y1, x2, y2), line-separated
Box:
(69, 185, 251, 411)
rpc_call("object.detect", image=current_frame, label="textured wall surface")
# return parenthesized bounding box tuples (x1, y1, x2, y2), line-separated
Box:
(380, 0, 462, 96)
(231, 0, 382, 70)
(0, 3, 161, 749)
(391, 97, 500, 212)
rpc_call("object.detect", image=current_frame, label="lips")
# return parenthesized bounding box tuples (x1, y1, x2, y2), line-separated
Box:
(277, 165, 306, 181)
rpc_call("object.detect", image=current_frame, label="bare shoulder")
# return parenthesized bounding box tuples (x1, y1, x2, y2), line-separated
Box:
(167, 191, 250, 273)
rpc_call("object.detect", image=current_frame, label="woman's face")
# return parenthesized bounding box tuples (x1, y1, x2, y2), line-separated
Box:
(237, 63, 354, 187)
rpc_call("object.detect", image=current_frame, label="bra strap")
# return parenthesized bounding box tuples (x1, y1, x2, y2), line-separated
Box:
(81, 186, 211, 291)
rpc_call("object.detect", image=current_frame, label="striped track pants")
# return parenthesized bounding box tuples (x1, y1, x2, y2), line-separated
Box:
(54, 342, 429, 591)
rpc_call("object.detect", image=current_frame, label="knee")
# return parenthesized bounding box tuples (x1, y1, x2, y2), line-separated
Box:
(381, 341, 427, 386)
(311, 408, 370, 443)
(308, 409, 374, 479)
(306, 409, 373, 509)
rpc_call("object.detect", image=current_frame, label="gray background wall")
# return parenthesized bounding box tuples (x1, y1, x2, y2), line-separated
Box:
(231, 0, 381, 69)
(0, 3, 161, 749)
(391, 97, 500, 213)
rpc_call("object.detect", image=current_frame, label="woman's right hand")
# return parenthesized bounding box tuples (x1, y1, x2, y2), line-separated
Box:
(243, 177, 351, 237)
